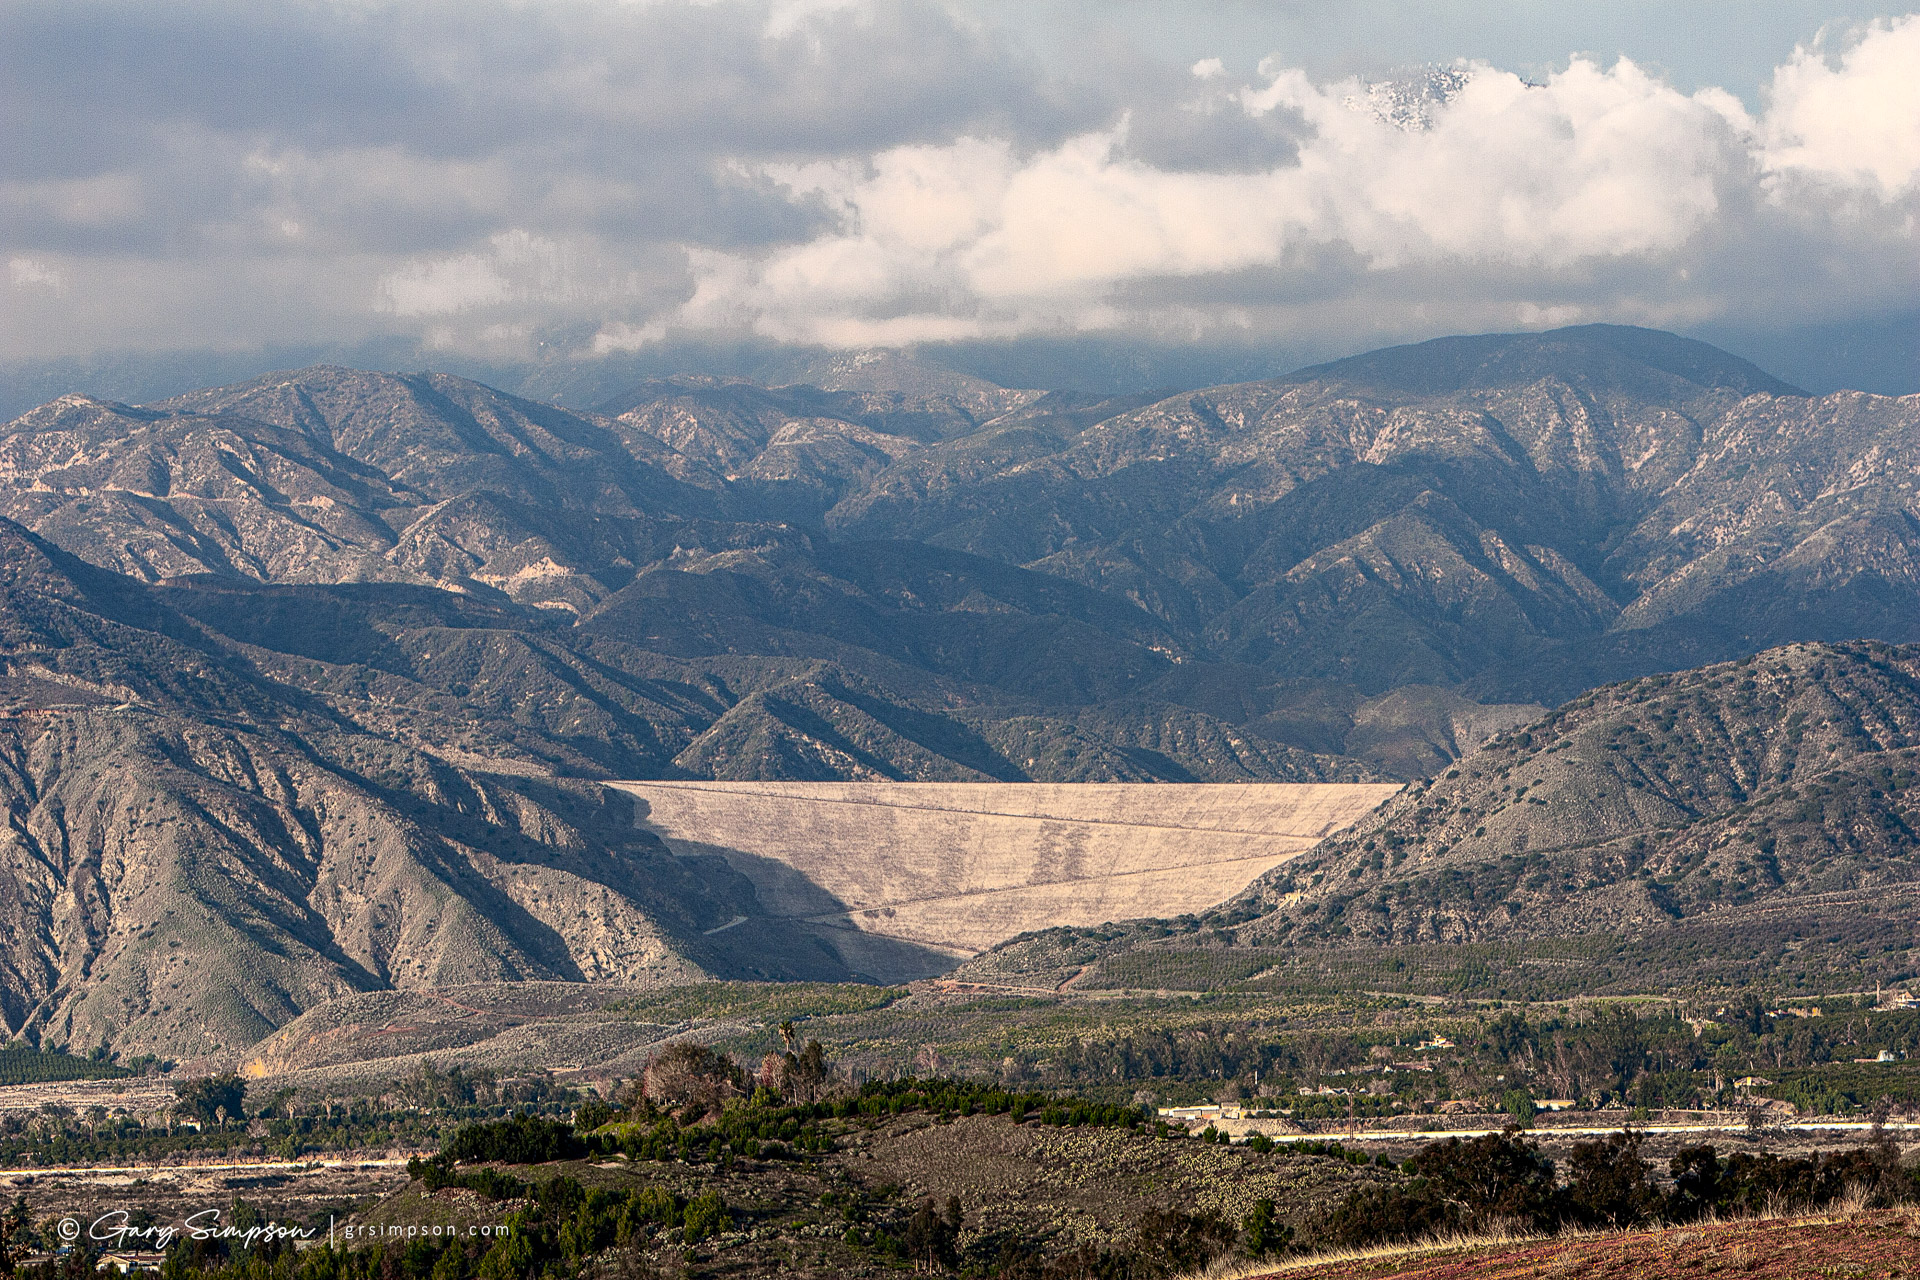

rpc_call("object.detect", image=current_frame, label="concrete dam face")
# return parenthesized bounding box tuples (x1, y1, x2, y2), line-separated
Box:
(608, 781, 1400, 983)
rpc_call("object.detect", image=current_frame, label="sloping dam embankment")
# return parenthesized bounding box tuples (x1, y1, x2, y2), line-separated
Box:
(609, 781, 1399, 981)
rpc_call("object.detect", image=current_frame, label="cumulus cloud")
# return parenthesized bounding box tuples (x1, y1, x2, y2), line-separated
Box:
(640, 16, 1920, 350)
(379, 231, 563, 317)
(0, 0, 1076, 358)
(1762, 14, 1920, 194)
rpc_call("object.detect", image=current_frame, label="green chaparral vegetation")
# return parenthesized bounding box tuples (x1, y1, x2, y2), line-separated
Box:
(3, 917, 1917, 1280)
(599, 983, 913, 1024)
(12, 982, 1915, 1173)
(0, 1066, 582, 1169)
(5, 1068, 1915, 1280)
(633, 978, 1920, 1119)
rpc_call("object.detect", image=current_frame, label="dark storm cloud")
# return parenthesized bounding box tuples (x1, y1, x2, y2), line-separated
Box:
(0, 0, 1093, 257)
(1, 1, 1086, 175)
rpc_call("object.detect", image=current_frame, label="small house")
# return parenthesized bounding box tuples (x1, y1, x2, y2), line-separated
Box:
(97, 1253, 168, 1274)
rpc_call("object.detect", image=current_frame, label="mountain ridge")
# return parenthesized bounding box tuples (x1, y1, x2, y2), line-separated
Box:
(1237, 638, 1920, 945)
(5, 323, 1920, 1054)
(1280, 324, 1808, 399)
(951, 638, 1920, 998)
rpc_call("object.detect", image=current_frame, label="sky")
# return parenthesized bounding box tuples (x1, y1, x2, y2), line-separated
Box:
(5, 0, 1920, 393)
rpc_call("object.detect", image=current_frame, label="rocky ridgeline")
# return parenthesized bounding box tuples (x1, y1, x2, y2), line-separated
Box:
(3, 324, 1920, 1056)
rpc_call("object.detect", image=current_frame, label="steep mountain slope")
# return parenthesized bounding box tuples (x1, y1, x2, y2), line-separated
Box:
(1, 378, 1419, 785)
(160, 367, 720, 513)
(0, 514, 1380, 1057)
(1235, 639, 1920, 945)
(0, 393, 427, 587)
(10, 327, 1920, 785)
(0, 371, 768, 615)
(6, 329, 1920, 1051)
(953, 639, 1920, 997)
(21, 327, 1909, 784)
(828, 326, 1920, 701)
(0, 520, 795, 1060)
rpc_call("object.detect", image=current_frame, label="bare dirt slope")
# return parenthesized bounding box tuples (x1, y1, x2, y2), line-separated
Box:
(1252, 1208, 1920, 1280)
(613, 781, 1399, 976)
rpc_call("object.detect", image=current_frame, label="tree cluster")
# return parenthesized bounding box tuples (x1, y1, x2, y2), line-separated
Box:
(1318, 1131, 1919, 1248)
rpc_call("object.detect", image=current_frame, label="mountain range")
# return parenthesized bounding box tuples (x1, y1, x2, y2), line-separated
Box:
(5, 323, 1920, 1055)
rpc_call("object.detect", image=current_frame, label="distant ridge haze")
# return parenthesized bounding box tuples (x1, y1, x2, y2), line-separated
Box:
(10, 318, 1906, 428)
(1280, 325, 1808, 398)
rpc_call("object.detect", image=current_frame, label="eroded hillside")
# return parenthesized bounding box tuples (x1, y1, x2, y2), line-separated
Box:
(11, 326, 1920, 783)
(1243, 640, 1920, 945)
(0, 523, 771, 1059)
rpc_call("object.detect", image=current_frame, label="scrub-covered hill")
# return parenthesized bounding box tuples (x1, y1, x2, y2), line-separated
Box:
(960, 640, 1920, 997)
(1243, 640, 1920, 945)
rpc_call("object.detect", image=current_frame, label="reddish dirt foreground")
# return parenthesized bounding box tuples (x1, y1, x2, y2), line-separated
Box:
(1248, 1209, 1920, 1279)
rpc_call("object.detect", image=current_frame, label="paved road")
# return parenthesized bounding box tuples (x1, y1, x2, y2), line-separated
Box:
(1225, 1120, 1920, 1143)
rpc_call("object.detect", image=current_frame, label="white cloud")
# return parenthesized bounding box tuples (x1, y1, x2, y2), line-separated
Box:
(0, 173, 148, 234)
(763, 0, 867, 40)
(667, 58, 1757, 343)
(378, 248, 516, 316)
(6, 1, 1920, 365)
(1762, 15, 1920, 195)
(591, 318, 670, 353)
(1249, 58, 1750, 266)
(654, 24, 1920, 349)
